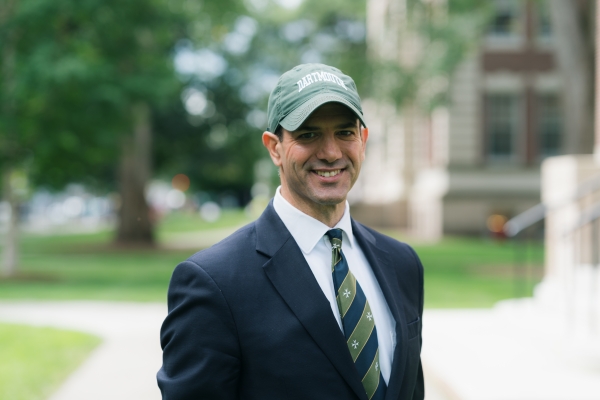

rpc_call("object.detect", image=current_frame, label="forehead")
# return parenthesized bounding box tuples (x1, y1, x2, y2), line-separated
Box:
(301, 102, 358, 127)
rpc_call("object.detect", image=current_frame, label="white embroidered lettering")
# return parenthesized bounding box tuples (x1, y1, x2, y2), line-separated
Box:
(334, 76, 348, 90)
(296, 71, 348, 94)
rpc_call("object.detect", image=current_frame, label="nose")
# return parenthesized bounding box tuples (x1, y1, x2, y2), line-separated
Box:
(316, 132, 342, 163)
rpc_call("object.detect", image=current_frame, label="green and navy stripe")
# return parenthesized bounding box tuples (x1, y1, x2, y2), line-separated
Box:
(327, 229, 386, 400)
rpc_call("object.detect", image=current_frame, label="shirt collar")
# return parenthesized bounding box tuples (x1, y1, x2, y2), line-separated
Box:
(273, 186, 355, 254)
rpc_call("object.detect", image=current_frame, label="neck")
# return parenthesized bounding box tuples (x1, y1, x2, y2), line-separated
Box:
(279, 187, 346, 228)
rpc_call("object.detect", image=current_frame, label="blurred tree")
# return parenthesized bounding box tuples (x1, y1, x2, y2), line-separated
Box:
(24, 1, 171, 247)
(154, 90, 264, 202)
(72, 0, 184, 246)
(246, 0, 369, 89)
(0, 0, 34, 275)
(366, 0, 491, 110)
(0, 0, 190, 275)
(41, 0, 243, 245)
(154, 0, 370, 203)
(152, 10, 259, 203)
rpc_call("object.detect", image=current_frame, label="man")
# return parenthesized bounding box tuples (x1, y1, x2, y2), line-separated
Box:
(158, 63, 424, 400)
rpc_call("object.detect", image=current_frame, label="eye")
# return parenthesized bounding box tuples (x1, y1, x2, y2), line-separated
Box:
(297, 132, 317, 139)
(338, 130, 354, 137)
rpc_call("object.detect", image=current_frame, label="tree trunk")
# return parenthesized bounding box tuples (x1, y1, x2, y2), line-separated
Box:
(1, 1, 20, 276)
(1, 168, 19, 277)
(115, 102, 154, 246)
(549, 0, 595, 154)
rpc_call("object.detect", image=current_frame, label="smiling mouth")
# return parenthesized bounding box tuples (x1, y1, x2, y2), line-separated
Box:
(315, 169, 342, 178)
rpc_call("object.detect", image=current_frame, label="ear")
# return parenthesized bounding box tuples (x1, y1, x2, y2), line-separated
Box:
(262, 131, 283, 167)
(360, 127, 369, 155)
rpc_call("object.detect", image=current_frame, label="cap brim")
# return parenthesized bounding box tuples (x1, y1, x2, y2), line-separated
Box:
(279, 92, 367, 132)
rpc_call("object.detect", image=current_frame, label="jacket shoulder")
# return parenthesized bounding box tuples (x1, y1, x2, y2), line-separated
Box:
(355, 221, 421, 262)
(186, 221, 260, 270)
(355, 221, 424, 316)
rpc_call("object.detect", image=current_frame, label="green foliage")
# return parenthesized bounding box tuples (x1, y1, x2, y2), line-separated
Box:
(0, 0, 190, 190)
(153, 77, 265, 196)
(371, 0, 493, 110)
(248, 0, 369, 88)
(0, 323, 100, 400)
(153, 0, 372, 198)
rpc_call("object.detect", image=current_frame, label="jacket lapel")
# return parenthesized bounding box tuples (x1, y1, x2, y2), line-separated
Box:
(352, 220, 409, 400)
(256, 204, 368, 400)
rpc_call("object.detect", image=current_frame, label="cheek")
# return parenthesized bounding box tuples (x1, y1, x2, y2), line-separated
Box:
(284, 147, 310, 167)
(345, 144, 364, 164)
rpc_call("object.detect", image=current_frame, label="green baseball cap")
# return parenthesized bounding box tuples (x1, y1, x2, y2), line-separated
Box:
(266, 63, 367, 133)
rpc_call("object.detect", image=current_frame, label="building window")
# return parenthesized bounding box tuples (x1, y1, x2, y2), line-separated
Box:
(485, 94, 521, 161)
(488, 0, 521, 38)
(537, 94, 562, 157)
(537, 2, 552, 37)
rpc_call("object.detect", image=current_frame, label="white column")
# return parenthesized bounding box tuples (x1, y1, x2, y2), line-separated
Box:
(595, 0, 600, 160)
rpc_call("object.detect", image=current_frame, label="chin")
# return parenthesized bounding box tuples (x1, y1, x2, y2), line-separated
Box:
(312, 193, 348, 206)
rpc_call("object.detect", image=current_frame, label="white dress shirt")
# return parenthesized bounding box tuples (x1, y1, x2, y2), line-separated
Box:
(273, 187, 396, 383)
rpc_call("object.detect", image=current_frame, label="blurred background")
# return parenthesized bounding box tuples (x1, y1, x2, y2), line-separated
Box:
(1, 0, 600, 399)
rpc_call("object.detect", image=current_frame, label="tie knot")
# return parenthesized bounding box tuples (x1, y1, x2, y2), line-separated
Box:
(326, 229, 343, 244)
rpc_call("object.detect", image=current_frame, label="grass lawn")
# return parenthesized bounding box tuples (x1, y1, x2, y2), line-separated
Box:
(156, 208, 254, 236)
(0, 323, 100, 400)
(412, 236, 544, 308)
(0, 209, 544, 307)
(0, 210, 253, 301)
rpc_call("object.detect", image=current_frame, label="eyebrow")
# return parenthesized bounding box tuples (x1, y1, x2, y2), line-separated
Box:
(295, 121, 359, 132)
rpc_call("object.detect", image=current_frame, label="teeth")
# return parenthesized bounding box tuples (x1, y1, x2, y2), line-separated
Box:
(317, 170, 341, 177)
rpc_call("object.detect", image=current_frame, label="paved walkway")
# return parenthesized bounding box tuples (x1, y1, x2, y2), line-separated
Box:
(1, 300, 599, 400)
(422, 302, 600, 400)
(0, 301, 165, 400)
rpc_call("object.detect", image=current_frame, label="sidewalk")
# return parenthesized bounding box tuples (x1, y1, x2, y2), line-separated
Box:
(422, 304, 600, 400)
(0, 301, 165, 400)
(1, 300, 598, 400)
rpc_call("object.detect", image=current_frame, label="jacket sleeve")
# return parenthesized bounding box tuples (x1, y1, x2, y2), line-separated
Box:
(410, 245, 425, 400)
(157, 260, 241, 399)
(412, 360, 425, 400)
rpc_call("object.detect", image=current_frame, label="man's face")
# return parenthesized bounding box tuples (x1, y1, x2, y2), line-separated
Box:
(263, 102, 369, 218)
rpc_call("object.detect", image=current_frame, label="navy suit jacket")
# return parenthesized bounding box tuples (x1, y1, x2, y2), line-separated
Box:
(158, 202, 424, 399)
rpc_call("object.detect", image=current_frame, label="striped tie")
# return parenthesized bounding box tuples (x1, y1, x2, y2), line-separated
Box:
(326, 229, 386, 400)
